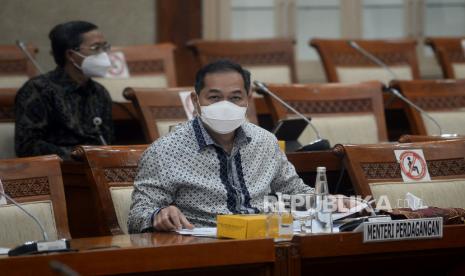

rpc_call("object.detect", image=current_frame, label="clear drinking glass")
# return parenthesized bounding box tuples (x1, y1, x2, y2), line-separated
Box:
(293, 193, 316, 234)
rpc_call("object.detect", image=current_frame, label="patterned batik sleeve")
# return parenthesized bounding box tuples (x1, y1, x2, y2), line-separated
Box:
(127, 146, 175, 233)
(14, 81, 70, 158)
(270, 141, 314, 195)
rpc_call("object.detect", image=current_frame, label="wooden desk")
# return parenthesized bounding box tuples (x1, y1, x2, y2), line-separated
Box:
(61, 151, 346, 238)
(2, 227, 465, 276)
(294, 225, 465, 275)
(0, 233, 275, 275)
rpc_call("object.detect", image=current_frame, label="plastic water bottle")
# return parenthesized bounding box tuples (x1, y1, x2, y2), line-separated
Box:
(315, 167, 333, 233)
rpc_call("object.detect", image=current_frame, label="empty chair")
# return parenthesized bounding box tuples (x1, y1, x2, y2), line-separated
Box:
(0, 155, 70, 246)
(0, 44, 39, 88)
(425, 37, 465, 79)
(264, 82, 388, 147)
(72, 145, 148, 235)
(338, 140, 465, 209)
(94, 43, 177, 102)
(390, 79, 465, 136)
(124, 87, 258, 142)
(310, 38, 420, 84)
(188, 38, 297, 83)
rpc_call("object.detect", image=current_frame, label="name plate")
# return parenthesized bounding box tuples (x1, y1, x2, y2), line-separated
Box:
(363, 217, 443, 243)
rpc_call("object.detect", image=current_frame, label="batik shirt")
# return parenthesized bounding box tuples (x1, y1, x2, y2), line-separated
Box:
(128, 117, 313, 233)
(15, 67, 114, 160)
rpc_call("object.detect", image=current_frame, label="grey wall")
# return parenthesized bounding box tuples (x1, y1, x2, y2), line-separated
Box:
(0, 0, 156, 71)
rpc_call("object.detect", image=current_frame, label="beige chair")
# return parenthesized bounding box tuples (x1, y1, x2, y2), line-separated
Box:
(0, 44, 39, 88)
(264, 82, 388, 147)
(0, 88, 17, 159)
(124, 87, 258, 142)
(94, 43, 177, 102)
(310, 38, 420, 84)
(425, 37, 465, 79)
(72, 145, 148, 235)
(0, 155, 70, 246)
(338, 140, 465, 210)
(390, 79, 465, 136)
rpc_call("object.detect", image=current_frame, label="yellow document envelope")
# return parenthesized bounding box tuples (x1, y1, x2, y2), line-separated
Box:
(217, 214, 267, 239)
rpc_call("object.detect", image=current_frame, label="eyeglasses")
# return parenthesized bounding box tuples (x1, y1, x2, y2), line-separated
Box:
(74, 42, 111, 54)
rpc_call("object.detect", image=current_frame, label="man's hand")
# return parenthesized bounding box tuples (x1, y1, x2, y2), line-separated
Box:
(153, 206, 194, 231)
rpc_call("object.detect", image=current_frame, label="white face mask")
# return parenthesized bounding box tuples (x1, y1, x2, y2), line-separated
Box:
(72, 51, 111, 77)
(200, 100, 247, 134)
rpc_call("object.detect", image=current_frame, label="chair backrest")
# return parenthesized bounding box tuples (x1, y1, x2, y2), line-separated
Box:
(188, 38, 297, 84)
(0, 155, 70, 246)
(425, 37, 465, 78)
(124, 87, 259, 142)
(0, 44, 39, 88)
(310, 38, 420, 84)
(72, 145, 148, 235)
(94, 43, 177, 102)
(0, 88, 17, 159)
(390, 79, 465, 136)
(338, 140, 465, 209)
(264, 82, 388, 146)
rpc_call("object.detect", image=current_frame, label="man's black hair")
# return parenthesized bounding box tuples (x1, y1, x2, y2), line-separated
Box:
(49, 21, 98, 67)
(194, 59, 251, 94)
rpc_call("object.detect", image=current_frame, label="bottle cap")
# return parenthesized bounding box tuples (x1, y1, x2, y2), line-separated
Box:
(317, 166, 326, 172)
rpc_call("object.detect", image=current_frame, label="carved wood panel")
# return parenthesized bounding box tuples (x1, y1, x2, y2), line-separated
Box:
(204, 52, 292, 66)
(288, 99, 372, 114)
(0, 60, 28, 74)
(361, 158, 465, 179)
(103, 167, 138, 183)
(413, 96, 465, 110)
(127, 60, 164, 74)
(3, 177, 50, 197)
(150, 107, 186, 119)
(333, 52, 410, 66)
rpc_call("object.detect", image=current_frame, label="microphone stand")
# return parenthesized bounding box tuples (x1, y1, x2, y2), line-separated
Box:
(0, 189, 70, 256)
(348, 40, 454, 136)
(16, 40, 45, 74)
(253, 81, 330, 151)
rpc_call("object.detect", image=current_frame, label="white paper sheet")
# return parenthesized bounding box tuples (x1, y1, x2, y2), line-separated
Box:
(176, 227, 217, 237)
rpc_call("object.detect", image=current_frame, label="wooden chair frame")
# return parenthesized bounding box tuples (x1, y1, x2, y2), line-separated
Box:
(111, 43, 177, 86)
(72, 145, 148, 235)
(187, 38, 297, 82)
(264, 81, 388, 142)
(0, 155, 70, 240)
(337, 140, 465, 198)
(310, 38, 420, 82)
(0, 44, 39, 77)
(425, 37, 465, 78)
(390, 79, 465, 135)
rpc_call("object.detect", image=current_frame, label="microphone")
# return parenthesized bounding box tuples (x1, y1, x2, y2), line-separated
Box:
(93, 117, 108, 145)
(16, 40, 45, 74)
(0, 185, 70, 256)
(348, 40, 453, 136)
(253, 81, 330, 151)
(348, 40, 398, 82)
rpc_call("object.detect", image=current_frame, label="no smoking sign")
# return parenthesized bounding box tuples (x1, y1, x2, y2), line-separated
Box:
(394, 149, 431, 182)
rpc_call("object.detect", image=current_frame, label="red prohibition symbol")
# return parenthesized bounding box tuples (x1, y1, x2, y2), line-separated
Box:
(399, 151, 427, 180)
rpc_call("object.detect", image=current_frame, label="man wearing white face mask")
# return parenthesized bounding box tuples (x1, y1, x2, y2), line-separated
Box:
(128, 60, 314, 233)
(15, 21, 114, 159)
